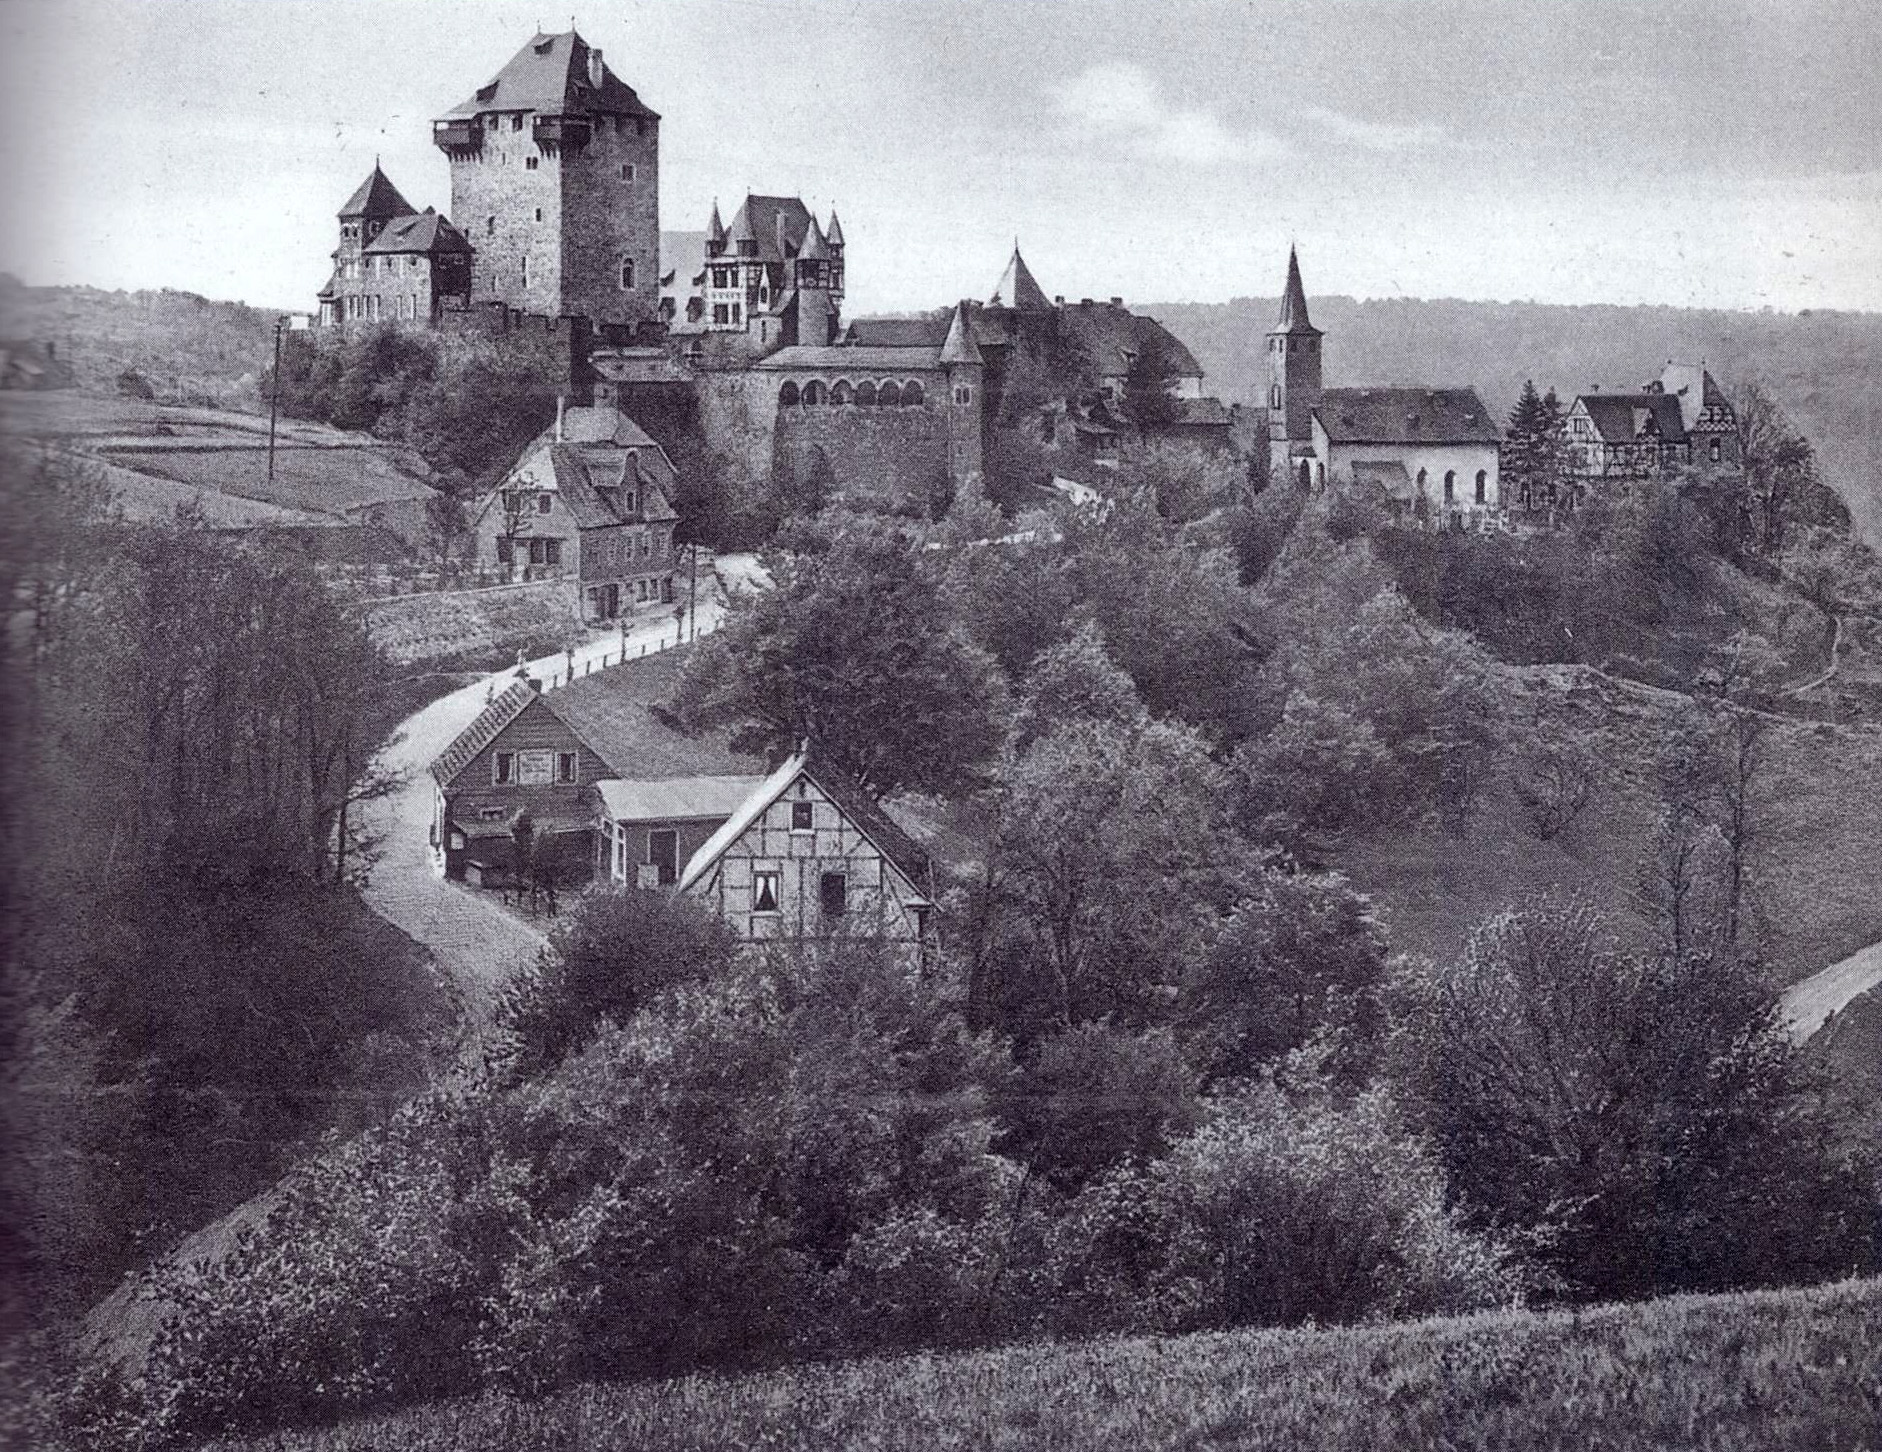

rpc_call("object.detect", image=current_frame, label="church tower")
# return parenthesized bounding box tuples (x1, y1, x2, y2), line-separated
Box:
(433, 31, 660, 328)
(1267, 247, 1323, 484)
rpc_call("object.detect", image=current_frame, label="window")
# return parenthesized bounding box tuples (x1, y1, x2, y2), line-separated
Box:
(1443, 470, 1456, 503)
(511, 113, 524, 131)
(534, 207, 543, 221)
(520, 254, 529, 288)
(856, 381, 877, 406)
(638, 532, 650, 558)
(801, 380, 826, 405)
(791, 800, 814, 832)
(779, 381, 799, 406)
(619, 258, 635, 290)
(555, 752, 577, 784)
(1475, 469, 1488, 504)
(620, 163, 637, 181)
(525, 156, 539, 171)
(913, 904, 932, 938)
(820, 872, 847, 918)
(493, 751, 516, 784)
(1270, 384, 1281, 409)
(536, 493, 552, 514)
(830, 380, 853, 405)
(713, 304, 729, 324)
(877, 381, 900, 407)
(486, 216, 496, 236)
(731, 303, 741, 323)
(955, 386, 973, 405)
(1416, 467, 1428, 491)
(1710, 437, 1722, 464)
(902, 381, 924, 406)
(544, 538, 562, 566)
(496, 536, 514, 564)
(752, 869, 781, 915)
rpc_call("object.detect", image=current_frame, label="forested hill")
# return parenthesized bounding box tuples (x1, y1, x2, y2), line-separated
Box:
(1147, 295, 1882, 539)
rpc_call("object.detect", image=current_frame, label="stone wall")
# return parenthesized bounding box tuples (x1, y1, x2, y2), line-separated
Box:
(776, 405, 954, 517)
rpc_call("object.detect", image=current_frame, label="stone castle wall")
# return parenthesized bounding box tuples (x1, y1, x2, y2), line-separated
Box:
(775, 404, 955, 517)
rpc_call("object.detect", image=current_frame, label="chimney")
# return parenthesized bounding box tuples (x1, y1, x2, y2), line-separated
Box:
(587, 47, 604, 87)
(555, 394, 566, 441)
(1110, 296, 1123, 307)
(1053, 295, 1064, 306)
(776, 212, 789, 259)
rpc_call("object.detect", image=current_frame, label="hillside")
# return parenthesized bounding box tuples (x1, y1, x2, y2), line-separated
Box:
(193, 1277, 1882, 1452)
(1146, 294, 1882, 540)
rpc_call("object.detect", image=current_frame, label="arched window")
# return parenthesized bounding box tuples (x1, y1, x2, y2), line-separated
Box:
(619, 258, 635, 290)
(1315, 463, 1325, 488)
(1474, 469, 1487, 504)
(1270, 384, 1281, 409)
(1710, 437, 1721, 464)
(1298, 460, 1311, 489)
(779, 381, 799, 407)
(855, 380, 877, 406)
(877, 381, 901, 407)
(801, 380, 826, 405)
(830, 380, 853, 405)
(1443, 470, 1456, 503)
(1416, 468, 1428, 493)
(902, 380, 924, 407)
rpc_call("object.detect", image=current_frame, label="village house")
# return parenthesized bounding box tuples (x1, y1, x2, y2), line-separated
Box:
(427, 655, 936, 959)
(1265, 247, 1501, 523)
(428, 651, 760, 887)
(1562, 362, 1741, 486)
(468, 401, 681, 619)
(678, 747, 936, 953)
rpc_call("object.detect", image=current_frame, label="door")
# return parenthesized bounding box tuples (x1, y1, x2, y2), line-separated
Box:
(648, 829, 678, 885)
(605, 583, 620, 618)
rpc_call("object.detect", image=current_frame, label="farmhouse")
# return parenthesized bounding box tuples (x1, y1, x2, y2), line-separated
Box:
(468, 401, 681, 619)
(428, 656, 936, 958)
(678, 747, 935, 953)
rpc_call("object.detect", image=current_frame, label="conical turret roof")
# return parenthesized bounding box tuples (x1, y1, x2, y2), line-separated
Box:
(707, 199, 725, 243)
(826, 209, 845, 246)
(800, 215, 830, 262)
(339, 164, 416, 221)
(940, 300, 983, 366)
(989, 245, 1050, 311)
(1272, 246, 1319, 335)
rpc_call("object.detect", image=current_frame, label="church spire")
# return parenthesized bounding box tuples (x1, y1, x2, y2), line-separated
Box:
(1273, 245, 1319, 336)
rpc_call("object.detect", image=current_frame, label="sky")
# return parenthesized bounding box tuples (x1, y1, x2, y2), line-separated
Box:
(3, 0, 1879, 315)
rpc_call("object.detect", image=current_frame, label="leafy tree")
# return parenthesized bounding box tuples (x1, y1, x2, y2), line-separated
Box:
(1120, 331, 1185, 430)
(1230, 690, 1393, 847)
(1182, 868, 1388, 1085)
(983, 716, 1240, 1029)
(677, 516, 1006, 798)
(1733, 381, 1845, 553)
(1389, 900, 1871, 1301)
(1009, 621, 1146, 750)
(422, 482, 471, 572)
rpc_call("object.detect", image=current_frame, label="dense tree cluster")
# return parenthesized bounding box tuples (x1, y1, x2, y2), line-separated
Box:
(2, 450, 446, 1333)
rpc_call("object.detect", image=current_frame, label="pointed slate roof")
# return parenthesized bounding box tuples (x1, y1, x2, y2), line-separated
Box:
(800, 215, 831, 263)
(363, 207, 473, 255)
(939, 300, 983, 366)
(1272, 246, 1319, 336)
(825, 210, 845, 247)
(707, 199, 725, 243)
(339, 165, 416, 221)
(989, 246, 1051, 311)
(725, 194, 813, 264)
(443, 30, 658, 120)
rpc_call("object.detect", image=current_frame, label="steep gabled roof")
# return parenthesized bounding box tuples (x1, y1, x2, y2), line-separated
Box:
(678, 749, 931, 894)
(545, 444, 679, 528)
(1315, 387, 1500, 444)
(842, 315, 950, 348)
(1272, 246, 1320, 336)
(1577, 393, 1688, 445)
(339, 165, 416, 221)
(542, 651, 764, 780)
(444, 30, 658, 120)
(430, 679, 537, 787)
(989, 246, 1051, 311)
(725, 194, 813, 265)
(1057, 303, 1204, 381)
(363, 208, 473, 255)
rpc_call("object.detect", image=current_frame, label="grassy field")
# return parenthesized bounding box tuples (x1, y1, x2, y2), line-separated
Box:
(1341, 662, 1882, 986)
(195, 1277, 1882, 1452)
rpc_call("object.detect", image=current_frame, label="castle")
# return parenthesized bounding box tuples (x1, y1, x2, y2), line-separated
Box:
(313, 26, 1232, 531)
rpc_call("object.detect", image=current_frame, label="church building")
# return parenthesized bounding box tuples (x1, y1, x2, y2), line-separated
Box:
(1266, 248, 1501, 525)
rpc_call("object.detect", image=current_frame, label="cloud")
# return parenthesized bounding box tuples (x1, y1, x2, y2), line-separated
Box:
(1052, 63, 1286, 166)
(1303, 106, 1448, 151)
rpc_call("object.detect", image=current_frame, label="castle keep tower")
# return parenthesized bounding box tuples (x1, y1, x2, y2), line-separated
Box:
(433, 31, 660, 327)
(1267, 246, 1323, 482)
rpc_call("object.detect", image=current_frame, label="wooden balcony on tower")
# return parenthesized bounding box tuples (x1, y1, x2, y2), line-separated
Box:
(532, 115, 591, 153)
(432, 118, 483, 154)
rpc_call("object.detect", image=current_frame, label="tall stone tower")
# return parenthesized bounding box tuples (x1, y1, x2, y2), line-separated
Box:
(939, 300, 986, 493)
(432, 31, 660, 328)
(1267, 246, 1323, 484)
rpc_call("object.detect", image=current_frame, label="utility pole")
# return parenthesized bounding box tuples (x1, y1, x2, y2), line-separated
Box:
(266, 317, 285, 487)
(688, 543, 698, 641)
